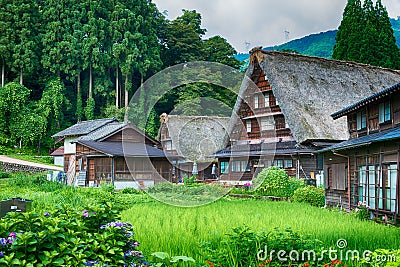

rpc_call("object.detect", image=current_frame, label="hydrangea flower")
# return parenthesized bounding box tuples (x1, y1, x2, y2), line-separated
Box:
(44, 212, 50, 217)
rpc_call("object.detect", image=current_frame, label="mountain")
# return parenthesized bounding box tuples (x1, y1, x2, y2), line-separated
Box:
(235, 17, 400, 62)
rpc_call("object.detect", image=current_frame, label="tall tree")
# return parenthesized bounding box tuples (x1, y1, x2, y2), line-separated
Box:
(0, 0, 13, 87)
(333, 0, 363, 62)
(203, 36, 241, 68)
(9, 0, 41, 85)
(41, 0, 77, 78)
(333, 0, 400, 69)
(81, 0, 111, 119)
(161, 10, 206, 66)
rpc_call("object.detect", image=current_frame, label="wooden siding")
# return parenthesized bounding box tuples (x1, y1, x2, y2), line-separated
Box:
(104, 128, 155, 146)
(347, 95, 400, 138)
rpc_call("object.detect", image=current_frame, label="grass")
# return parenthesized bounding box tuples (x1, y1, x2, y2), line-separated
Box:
(122, 198, 400, 263)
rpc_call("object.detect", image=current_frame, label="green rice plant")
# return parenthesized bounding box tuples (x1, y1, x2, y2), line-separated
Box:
(121, 198, 400, 265)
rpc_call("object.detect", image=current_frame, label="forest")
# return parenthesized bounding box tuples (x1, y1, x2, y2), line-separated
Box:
(0, 0, 241, 153)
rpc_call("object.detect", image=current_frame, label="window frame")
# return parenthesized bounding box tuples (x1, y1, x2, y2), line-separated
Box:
(356, 109, 367, 130)
(246, 120, 252, 133)
(379, 101, 391, 124)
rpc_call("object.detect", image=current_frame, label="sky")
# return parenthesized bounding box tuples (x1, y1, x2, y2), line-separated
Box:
(152, 0, 400, 53)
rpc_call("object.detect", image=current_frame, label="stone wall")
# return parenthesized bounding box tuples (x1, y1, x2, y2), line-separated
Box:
(0, 162, 47, 173)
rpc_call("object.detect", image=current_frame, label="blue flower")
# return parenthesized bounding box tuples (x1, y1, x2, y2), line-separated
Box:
(44, 212, 50, 217)
(0, 252, 4, 257)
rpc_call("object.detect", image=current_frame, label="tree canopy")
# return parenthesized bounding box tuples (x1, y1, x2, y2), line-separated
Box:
(0, 2, 239, 152)
(333, 0, 400, 69)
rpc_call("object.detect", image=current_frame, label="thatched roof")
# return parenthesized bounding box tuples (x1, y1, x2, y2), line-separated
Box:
(158, 115, 230, 161)
(246, 50, 400, 143)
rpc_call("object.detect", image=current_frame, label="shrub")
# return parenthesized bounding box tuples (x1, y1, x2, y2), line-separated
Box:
(0, 171, 9, 179)
(253, 167, 304, 198)
(0, 204, 149, 266)
(200, 226, 324, 267)
(292, 186, 325, 207)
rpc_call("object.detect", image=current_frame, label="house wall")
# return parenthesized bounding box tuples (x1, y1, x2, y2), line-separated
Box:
(323, 142, 400, 221)
(63, 137, 77, 154)
(348, 94, 400, 138)
(104, 128, 156, 146)
(54, 156, 64, 167)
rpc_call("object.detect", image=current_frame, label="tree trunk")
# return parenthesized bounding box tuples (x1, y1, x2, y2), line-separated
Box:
(89, 64, 93, 99)
(116, 65, 119, 108)
(19, 69, 23, 85)
(37, 139, 41, 155)
(77, 73, 82, 122)
(124, 73, 129, 108)
(1, 59, 4, 87)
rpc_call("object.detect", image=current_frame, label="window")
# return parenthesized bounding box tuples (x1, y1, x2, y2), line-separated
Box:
(254, 95, 259, 109)
(274, 159, 284, 168)
(356, 110, 367, 130)
(220, 161, 229, 174)
(264, 94, 269, 107)
(260, 117, 274, 131)
(317, 155, 324, 170)
(275, 98, 279, 106)
(231, 161, 241, 172)
(379, 101, 391, 123)
(246, 120, 252, 133)
(242, 161, 251, 172)
(284, 159, 293, 168)
(275, 117, 286, 130)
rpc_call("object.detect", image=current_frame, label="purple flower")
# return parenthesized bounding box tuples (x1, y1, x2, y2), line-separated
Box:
(44, 212, 50, 217)
(0, 238, 7, 246)
(0, 252, 3, 257)
(82, 210, 89, 218)
(8, 232, 16, 239)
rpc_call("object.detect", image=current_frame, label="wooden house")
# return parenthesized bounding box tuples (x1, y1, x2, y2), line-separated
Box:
(52, 118, 178, 189)
(215, 48, 400, 183)
(158, 114, 230, 181)
(320, 82, 400, 223)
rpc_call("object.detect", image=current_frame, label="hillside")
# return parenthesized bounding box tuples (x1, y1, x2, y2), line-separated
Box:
(235, 17, 400, 62)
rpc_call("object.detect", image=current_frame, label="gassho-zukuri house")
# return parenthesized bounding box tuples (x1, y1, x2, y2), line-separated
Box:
(214, 48, 400, 184)
(319, 82, 400, 224)
(52, 118, 179, 189)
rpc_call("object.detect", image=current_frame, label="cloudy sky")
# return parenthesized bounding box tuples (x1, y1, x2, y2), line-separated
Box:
(152, 0, 400, 53)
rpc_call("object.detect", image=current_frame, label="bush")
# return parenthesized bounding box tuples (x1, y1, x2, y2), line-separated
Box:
(200, 226, 324, 267)
(292, 186, 325, 207)
(0, 171, 9, 179)
(253, 167, 304, 198)
(0, 204, 149, 266)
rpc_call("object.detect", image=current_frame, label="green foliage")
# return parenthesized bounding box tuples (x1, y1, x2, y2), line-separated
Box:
(292, 186, 325, 207)
(360, 248, 400, 266)
(147, 182, 229, 206)
(0, 204, 148, 266)
(183, 175, 197, 185)
(333, 0, 400, 69)
(103, 105, 126, 122)
(200, 226, 323, 267)
(84, 97, 95, 120)
(151, 252, 195, 267)
(253, 167, 305, 198)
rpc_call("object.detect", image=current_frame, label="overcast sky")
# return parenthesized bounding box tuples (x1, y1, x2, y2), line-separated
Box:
(152, 0, 400, 53)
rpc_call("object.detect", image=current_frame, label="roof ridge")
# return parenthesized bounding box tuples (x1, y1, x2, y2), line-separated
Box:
(259, 50, 400, 74)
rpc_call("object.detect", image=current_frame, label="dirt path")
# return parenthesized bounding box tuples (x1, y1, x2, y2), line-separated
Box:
(0, 155, 63, 171)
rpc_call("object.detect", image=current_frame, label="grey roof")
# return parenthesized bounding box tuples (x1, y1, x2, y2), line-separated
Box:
(332, 82, 400, 119)
(242, 50, 400, 143)
(159, 115, 231, 161)
(318, 127, 400, 153)
(77, 140, 179, 158)
(79, 122, 125, 141)
(214, 141, 316, 158)
(52, 118, 118, 138)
